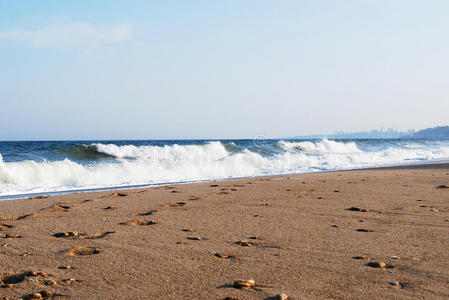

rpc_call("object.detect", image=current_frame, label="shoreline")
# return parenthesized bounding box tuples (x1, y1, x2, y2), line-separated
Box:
(0, 163, 448, 299)
(2, 160, 449, 202)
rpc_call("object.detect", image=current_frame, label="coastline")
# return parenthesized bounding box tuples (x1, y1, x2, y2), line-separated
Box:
(2, 160, 449, 202)
(1, 164, 448, 299)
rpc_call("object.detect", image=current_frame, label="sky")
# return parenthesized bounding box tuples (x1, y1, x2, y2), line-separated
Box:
(1, 0, 448, 140)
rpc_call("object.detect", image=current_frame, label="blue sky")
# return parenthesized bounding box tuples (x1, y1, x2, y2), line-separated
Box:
(1, 0, 448, 140)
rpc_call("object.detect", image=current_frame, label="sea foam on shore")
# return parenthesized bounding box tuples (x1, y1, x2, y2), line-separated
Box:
(1, 139, 449, 196)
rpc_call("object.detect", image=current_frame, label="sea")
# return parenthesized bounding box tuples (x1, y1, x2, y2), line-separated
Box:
(1, 138, 449, 199)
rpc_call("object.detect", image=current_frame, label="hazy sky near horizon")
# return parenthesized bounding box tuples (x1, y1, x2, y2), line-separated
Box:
(1, 0, 448, 140)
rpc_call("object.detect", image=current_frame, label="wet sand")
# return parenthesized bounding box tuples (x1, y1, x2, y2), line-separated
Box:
(1, 165, 449, 299)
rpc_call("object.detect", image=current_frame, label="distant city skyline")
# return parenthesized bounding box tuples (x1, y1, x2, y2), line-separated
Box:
(1, 1, 449, 140)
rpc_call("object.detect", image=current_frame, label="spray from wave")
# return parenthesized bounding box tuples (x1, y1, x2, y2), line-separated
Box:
(1, 139, 449, 197)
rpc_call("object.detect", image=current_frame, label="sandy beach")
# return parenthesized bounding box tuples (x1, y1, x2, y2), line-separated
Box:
(1, 165, 449, 299)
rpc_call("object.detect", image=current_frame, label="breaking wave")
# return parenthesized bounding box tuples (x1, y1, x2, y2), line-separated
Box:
(1, 139, 449, 197)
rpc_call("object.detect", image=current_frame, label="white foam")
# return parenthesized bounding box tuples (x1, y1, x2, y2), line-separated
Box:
(1, 140, 449, 196)
(278, 139, 362, 153)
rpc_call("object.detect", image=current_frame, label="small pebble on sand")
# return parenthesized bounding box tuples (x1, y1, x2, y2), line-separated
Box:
(214, 253, 232, 259)
(233, 279, 255, 288)
(236, 240, 253, 246)
(388, 281, 400, 287)
(275, 293, 289, 300)
(366, 261, 387, 268)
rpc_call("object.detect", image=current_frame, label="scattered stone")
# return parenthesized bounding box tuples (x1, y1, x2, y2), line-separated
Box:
(44, 279, 57, 286)
(331, 224, 339, 228)
(388, 281, 400, 287)
(82, 231, 115, 239)
(61, 278, 75, 285)
(209, 184, 219, 187)
(233, 279, 255, 289)
(248, 236, 259, 240)
(356, 229, 374, 232)
(159, 185, 175, 190)
(352, 256, 365, 260)
(216, 191, 229, 195)
(0, 222, 14, 229)
(187, 237, 202, 241)
(24, 291, 54, 300)
(4, 233, 21, 239)
(275, 293, 289, 300)
(27, 293, 43, 300)
(46, 203, 71, 211)
(114, 192, 128, 197)
(436, 185, 448, 189)
(104, 205, 116, 210)
(366, 261, 387, 268)
(65, 247, 100, 256)
(181, 229, 194, 232)
(27, 271, 47, 278)
(120, 220, 156, 226)
(58, 266, 72, 270)
(334, 190, 340, 193)
(20, 252, 32, 257)
(53, 231, 79, 238)
(236, 240, 253, 247)
(346, 207, 367, 212)
(388, 255, 400, 260)
(214, 253, 233, 259)
(165, 202, 186, 207)
(430, 208, 439, 212)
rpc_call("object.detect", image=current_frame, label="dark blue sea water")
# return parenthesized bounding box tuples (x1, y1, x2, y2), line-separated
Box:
(1, 139, 449, 198)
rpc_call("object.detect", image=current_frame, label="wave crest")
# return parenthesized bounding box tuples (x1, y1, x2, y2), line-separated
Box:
(277, 139, 362, 154)
(1, 139, 449, 197)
